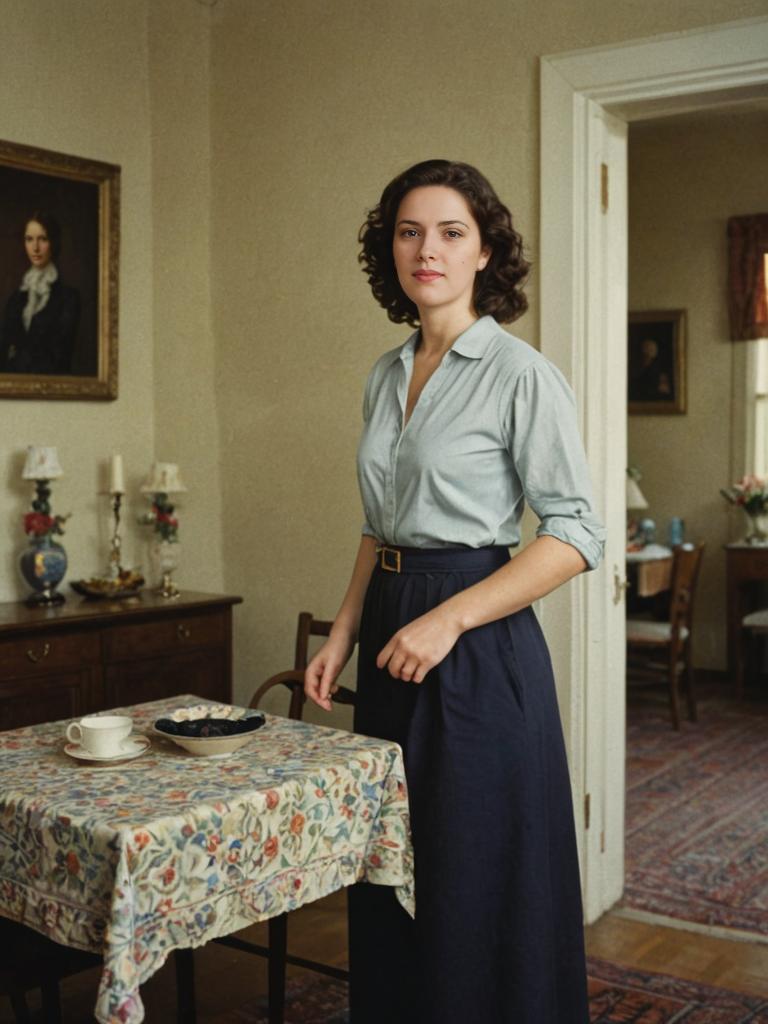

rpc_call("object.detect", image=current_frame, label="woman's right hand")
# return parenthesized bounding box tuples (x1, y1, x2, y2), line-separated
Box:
(304, 630, 356, 712)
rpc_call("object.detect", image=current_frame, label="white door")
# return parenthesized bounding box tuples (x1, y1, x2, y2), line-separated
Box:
(540, 15, 768, 922)
(539, 86, 629, 920)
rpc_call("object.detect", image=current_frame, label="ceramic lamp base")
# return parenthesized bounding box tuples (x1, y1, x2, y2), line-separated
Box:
(157, 571, 180, 600)
(25, 587, 66, 608)
(20, 537, 67, 607)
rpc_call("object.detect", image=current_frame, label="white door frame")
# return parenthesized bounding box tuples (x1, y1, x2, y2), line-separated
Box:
(539, 16, 768, 923)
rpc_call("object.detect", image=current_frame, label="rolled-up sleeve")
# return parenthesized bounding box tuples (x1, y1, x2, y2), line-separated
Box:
(509, 361, 606, 571)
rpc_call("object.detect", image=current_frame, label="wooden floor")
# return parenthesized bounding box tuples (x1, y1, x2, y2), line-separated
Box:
(3, 890, 768, 1022)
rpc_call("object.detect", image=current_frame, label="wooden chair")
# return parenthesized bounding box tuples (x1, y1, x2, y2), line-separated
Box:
(213, 612, 354, 1024)
(626, 544, 705, 729)
(0, 918, 101, 1024)
(737, 607, 768, 694)
(0, 917, 196, 1024)
(248, 611, 357, 717)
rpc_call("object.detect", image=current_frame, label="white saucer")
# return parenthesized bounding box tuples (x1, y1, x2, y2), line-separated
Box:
(64, 735, 150, 763)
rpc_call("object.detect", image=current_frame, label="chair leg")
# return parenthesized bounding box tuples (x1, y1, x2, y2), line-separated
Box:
(668, 649, 681, 730)
(268, 913, 288, 1024)
(174, 947, 196, 1024)
(684, 648, 697, 722)
(40, 976, 61, 1024)
(8, 990, 32, 1024)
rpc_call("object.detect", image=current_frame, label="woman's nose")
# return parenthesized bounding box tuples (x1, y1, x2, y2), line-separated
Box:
(418, 236, 436, 261)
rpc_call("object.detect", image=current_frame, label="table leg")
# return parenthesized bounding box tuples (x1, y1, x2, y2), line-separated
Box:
(268, 913, 287, 1024)
(174, 947, 196, 1024)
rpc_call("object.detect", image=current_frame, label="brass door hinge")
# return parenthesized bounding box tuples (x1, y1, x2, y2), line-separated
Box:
(600, 163, 609, 213)
(584, 792, 591, 829)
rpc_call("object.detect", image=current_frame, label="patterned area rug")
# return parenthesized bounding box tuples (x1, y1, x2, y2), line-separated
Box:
(216, 961, 768, 1022)
(623, 686, 768, 935)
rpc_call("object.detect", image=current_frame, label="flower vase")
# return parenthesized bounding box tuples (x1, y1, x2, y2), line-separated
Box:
(150, 539, 181, 598)
(743, 510, 768, 545)
(20, 536, 67, 606)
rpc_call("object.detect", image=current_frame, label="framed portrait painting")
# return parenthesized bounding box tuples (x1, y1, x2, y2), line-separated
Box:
(0, 139, 119, 400)
(627, 309, 686, 415)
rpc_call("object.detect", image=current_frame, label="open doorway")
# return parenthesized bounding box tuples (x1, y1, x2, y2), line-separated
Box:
(540, 16, 768, 923)
(623, 103, 768, 938)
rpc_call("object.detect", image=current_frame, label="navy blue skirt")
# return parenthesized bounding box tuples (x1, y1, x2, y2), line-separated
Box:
(349, 546, 589, 1024)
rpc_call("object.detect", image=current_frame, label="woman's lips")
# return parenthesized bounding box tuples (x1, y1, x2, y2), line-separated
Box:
(413, 271, 443, 281)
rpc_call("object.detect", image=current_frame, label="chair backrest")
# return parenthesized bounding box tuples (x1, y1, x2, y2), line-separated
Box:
(669, 544, 705, 639)
(294, 611, 332, 672)
(249, 611, 356, 721)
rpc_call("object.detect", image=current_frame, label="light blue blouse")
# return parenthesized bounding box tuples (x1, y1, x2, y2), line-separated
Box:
(356, 316, 605, 570)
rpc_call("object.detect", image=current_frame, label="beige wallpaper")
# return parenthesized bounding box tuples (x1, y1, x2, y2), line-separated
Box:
(0, 0, 156, 601)
(0, 0, 223, 607)
(628, 108, 768, 670)
(208, 0, 764, 714)
(1, 0, 765, 719)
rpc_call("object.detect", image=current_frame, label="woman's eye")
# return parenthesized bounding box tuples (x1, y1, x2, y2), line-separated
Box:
(445, 230, 463, 239)
(400, 229, 419, 238)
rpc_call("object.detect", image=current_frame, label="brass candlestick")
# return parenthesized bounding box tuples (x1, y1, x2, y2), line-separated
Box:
(108, 491, 124, 579)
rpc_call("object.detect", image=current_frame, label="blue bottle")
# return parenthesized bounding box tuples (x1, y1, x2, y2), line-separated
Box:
(668, 517, 684, 546)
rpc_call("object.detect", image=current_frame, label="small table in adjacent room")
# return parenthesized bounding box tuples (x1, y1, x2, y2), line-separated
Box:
(626, 544, 674, 613)
(0, 695, 414, 1024)
(725, 542, 768, 698)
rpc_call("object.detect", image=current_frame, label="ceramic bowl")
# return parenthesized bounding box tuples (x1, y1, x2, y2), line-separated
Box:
(153, 704, 265, 757)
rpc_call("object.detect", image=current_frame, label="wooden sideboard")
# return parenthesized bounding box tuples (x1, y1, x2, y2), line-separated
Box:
(0, 591, 242, 731)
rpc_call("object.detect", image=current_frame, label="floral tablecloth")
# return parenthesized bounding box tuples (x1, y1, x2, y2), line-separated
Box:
(0, 696, 414, 1024)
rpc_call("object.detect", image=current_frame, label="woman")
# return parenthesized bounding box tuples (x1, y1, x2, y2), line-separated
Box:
(305, 159, 605, 1023)
(0, 212, 80, 375)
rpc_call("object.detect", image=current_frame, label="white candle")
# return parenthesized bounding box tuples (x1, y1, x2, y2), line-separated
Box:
(110, 454, 125, 494)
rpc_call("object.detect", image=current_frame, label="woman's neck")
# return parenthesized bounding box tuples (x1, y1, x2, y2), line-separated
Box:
(417, 307, 479, 359)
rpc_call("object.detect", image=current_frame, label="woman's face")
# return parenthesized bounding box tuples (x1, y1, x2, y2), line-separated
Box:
(392, 186, 490, 321)
(24, 220, 52, 269)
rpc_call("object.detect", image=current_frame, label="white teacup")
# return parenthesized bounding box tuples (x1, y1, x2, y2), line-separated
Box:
(66, 715, 133, 757)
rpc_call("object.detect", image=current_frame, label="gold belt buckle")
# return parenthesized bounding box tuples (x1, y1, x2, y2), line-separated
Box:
(378, 546, 401, 573)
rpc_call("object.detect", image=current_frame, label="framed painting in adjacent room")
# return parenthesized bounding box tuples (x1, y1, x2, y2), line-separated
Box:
(0, 138, 120, 400)
(628, 309, 686, 415)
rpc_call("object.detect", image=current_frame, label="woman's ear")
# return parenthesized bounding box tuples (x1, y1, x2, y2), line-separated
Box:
(477, 246, 491, 271)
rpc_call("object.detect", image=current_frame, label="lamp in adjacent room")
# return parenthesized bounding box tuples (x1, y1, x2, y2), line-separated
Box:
(139, 462, 187, 598)
(19, 446, 69, 606)
(626, 467, 649, 550)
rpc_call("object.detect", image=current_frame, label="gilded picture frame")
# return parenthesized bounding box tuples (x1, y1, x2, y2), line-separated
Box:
(628, 309, 687, 415)
(0, 138, 120, 400)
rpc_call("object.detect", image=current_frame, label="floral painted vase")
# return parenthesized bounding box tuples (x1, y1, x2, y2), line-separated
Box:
(744, 511, 768, 545)
(20, 536, 67, 605)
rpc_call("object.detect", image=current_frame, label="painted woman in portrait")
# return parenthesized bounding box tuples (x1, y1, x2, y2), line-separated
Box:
(0, 212, 80, 375)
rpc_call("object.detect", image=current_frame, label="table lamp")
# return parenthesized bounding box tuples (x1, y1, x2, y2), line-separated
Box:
(20, 445, 68, 606)
(139, 462, 187, 598)
(626, 470, 649, 548)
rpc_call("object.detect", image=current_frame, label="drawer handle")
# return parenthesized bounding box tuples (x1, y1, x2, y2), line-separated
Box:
(177, 624, 191, 640)
(26, 642, 51, 663)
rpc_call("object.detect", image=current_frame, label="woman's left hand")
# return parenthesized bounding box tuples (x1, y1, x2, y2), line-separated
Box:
(376, 606, 462, 683)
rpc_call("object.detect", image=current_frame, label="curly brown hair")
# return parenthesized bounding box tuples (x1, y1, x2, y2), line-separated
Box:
(358, 159, 530, 327)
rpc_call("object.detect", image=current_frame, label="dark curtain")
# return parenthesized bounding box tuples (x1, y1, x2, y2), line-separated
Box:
(728, 214, 768, 341)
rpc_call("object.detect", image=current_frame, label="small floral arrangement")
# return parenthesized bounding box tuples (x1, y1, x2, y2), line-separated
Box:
(23, 510, 69, 539)
(139, 493, 179, 542)
(720, 475, 768, 516)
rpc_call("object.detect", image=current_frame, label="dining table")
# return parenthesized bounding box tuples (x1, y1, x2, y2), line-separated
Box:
(0, 695, 414, 1024)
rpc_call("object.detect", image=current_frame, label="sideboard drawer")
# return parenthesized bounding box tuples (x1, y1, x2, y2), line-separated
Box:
(104, 612, 225, 662)
(0, 631, 100, 679)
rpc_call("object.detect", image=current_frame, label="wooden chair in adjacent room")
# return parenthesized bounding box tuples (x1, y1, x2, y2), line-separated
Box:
(626, 543, 705, 730)
(213, 611, 355, 1024)
(737, 607, 768, 695)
